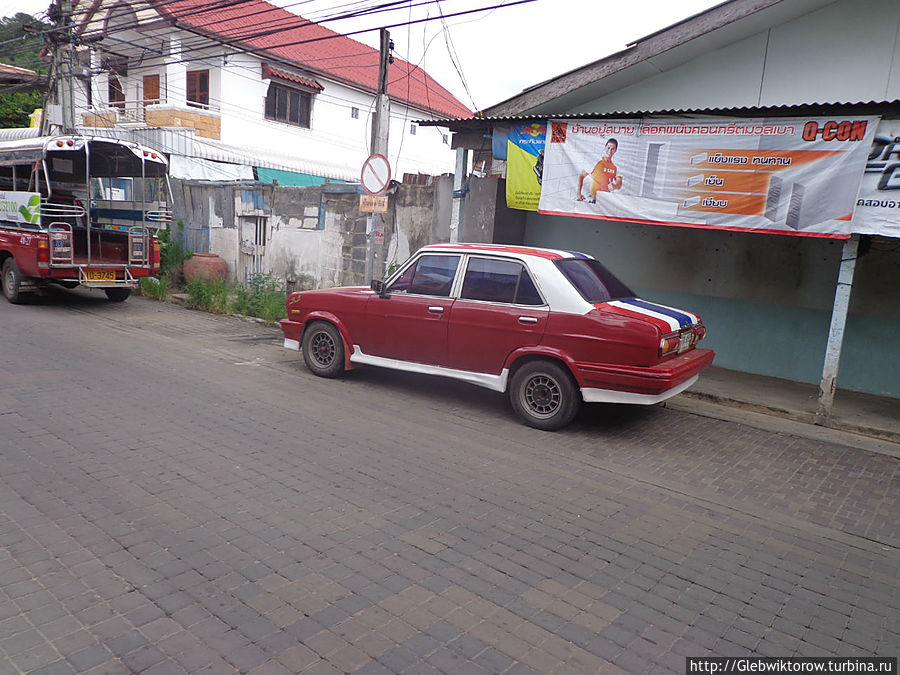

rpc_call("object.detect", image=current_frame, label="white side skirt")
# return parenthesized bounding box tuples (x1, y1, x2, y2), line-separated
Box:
(581, 374, 699, 405)
(284, 338, 300, 351)
(350, 346, 509, 393)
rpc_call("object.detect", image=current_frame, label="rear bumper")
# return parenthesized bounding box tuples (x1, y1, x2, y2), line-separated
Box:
(576, 348, 714, 404)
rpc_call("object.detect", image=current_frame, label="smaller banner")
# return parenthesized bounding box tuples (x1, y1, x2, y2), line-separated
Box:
(129, 232, 147, 263)
(0, 191, 41, 226)
(506, 122, 547, 211)
(852, 119, 900, 238)
(537, 116, 879, 237)
(49, 229, 72, 262)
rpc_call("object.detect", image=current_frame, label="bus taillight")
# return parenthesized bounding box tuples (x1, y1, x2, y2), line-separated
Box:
(151, 239, 160, 272)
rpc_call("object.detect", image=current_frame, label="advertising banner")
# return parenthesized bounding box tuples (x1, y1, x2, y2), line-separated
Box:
(852, 119, 900, 238)
(506, 122, 547, 211)
(0, 191, 41, 226)
(537, 116, 880, 237)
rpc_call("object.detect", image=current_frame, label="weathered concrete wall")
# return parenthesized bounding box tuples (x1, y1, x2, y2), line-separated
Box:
(384, 177, 452, 274)
(168, 174, 498, 290)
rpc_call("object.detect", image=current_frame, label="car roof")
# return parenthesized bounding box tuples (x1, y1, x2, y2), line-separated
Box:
(419, 243, 595, 262)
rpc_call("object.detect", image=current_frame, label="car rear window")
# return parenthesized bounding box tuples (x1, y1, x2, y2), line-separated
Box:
(460, 257, 544, 305)
(555, 258, 634, 304)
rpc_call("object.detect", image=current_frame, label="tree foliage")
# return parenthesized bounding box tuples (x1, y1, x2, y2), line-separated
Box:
(0, 12, 51, 127)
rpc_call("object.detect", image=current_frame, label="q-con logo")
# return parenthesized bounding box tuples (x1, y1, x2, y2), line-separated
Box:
(801, 119, 868, 142)
(866, 134, 900, 191)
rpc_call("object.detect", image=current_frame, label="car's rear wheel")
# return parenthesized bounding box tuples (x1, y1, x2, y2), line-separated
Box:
(509, 360, 580, 430)
(104, 288, 132, 302)
(2, 258, 26, 304)
(302, 321, 345, 378)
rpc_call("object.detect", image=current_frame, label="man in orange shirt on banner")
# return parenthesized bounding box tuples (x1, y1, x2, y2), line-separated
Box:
(576, 138, 623, 201)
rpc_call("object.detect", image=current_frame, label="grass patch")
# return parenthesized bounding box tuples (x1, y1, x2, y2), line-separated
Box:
(182, 274, 287, 323)
(232, 274, 287, 323)
(139, 275, 168, 301)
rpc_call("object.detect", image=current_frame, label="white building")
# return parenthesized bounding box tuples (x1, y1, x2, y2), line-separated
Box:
(70, 0, 471, 182)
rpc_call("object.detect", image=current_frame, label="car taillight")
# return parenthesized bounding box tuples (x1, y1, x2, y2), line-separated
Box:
(659, 326, 700, 357)
(695, 324, 706, 341)
(659, 332, 681, 357)
(37, 239, 49, 263)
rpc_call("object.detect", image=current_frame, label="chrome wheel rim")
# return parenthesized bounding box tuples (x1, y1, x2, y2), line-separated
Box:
(523, 374, 561, 419)
(310, 331, 336, 367)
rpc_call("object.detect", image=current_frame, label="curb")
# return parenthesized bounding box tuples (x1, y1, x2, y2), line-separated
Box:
(679, 391, 900, 452)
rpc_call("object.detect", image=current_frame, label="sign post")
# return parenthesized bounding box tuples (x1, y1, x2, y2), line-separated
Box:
(361, 153, 391, 282)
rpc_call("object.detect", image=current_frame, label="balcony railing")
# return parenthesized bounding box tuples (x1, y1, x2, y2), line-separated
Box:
(102, 99, 220, 124)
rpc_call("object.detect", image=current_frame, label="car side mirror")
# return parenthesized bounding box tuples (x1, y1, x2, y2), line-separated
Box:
(370, 279, 389, 298)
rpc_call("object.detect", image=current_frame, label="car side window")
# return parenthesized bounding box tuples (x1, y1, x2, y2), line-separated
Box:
(461, 258, 544, 305)
(389, 254, 460, 297)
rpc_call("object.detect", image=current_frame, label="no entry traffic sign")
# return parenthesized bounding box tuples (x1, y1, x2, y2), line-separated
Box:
(361, 153, 391, 195)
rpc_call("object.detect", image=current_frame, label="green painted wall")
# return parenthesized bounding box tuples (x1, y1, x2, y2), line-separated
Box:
(523, 214, 900, 399)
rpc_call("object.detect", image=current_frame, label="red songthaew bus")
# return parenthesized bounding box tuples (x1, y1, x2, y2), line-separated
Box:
(0, 135, 171, 303)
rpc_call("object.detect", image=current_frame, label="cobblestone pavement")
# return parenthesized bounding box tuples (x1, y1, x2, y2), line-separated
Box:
(0, 293, 897, 675)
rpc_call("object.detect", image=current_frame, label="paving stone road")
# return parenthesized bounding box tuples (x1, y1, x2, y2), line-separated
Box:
(0, 291, 897, 675)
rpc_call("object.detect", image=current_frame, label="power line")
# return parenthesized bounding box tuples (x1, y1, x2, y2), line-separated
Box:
(2, 0, 507, 117)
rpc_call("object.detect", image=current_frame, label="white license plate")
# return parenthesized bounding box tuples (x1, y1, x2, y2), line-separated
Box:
(678, 331, 693, 353)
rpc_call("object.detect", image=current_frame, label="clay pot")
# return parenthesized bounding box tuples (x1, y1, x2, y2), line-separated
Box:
(183, 253, 227, 283)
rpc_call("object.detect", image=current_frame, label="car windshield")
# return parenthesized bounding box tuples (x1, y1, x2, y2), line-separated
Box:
(555, 258, 634, 304)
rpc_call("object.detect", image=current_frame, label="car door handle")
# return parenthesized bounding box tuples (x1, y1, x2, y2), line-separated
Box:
(518, 316, 539, 324)
(428, 306, 445, 314)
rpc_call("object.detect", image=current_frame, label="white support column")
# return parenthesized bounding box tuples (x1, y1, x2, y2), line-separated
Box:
(165, 35, 186, 106)
(816, 234, 860, 422)
(449, 147, 468, 243)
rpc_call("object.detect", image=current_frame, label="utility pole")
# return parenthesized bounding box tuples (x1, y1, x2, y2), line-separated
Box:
(44, 0, 76, 133)
(365, 28, 392, 282)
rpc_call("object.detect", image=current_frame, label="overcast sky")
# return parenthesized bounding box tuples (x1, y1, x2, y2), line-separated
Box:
(1, 0, 724, 110)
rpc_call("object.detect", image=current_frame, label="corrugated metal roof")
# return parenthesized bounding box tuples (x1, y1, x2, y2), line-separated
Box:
(416, 100, 900, 129)
(191, 137, 357, 182)
(156, 0, 472, 119)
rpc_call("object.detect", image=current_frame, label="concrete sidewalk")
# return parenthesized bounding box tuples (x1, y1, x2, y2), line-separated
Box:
(680, 365, 900, 447)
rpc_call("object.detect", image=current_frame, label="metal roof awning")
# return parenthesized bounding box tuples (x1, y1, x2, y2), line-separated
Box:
(417, 100, 900, 133)
(191, 138, 357, 182)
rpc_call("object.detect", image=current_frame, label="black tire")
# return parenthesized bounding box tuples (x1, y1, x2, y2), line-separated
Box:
(302, 321, 345, 378)
(2, 258, 25, 304)
(509, 360, 580, 431)
(104, 288, 132, 302)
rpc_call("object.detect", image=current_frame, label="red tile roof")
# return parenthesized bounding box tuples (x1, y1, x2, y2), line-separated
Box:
(158, 0, 473, 119)
(262, 65, 323, 90)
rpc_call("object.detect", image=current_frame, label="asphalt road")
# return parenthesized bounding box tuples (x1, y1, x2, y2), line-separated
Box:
(0, 289, 897, 675)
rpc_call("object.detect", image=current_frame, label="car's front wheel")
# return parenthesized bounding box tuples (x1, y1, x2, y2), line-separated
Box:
(302, 321, 345, 378)
(509, 360, 580, 430)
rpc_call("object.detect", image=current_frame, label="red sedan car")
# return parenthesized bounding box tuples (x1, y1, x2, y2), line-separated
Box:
(280, 244, 714, 430)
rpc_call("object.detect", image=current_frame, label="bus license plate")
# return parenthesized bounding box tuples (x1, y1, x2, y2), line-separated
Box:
(86, 270, 116, 282)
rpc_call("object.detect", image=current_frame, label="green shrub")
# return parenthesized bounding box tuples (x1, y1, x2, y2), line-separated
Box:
(185, 277, 228, 313)
(139, 275, 168, 301)
(232, 274, 287, 323)
(158, 221, 192, 278)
